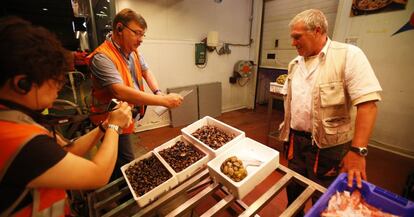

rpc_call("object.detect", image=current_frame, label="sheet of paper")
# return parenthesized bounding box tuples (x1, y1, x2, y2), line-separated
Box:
(153, 106, 168, 116)
(178, 89, 193, 98)
(153, 89, 193, 116)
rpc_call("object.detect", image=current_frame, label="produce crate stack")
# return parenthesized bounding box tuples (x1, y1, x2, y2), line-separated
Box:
(120, 116, 279, 207)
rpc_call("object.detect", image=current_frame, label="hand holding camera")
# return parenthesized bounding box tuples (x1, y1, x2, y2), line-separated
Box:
(107, 99, 132, 129)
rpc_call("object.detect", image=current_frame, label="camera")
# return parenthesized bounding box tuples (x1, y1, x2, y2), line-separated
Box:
(107, 99, 120, 111)
(107, 99, 139, 119)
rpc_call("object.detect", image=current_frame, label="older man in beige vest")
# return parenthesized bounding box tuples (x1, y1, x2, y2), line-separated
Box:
(279, 9, 382, 216)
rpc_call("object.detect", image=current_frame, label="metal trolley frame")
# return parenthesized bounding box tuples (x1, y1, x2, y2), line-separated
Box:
(86, 164, 326, 217)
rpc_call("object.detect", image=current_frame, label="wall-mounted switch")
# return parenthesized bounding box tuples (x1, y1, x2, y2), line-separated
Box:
(267, 53, 276, 59)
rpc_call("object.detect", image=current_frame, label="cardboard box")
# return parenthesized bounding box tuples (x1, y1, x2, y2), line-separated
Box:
(207, 138, 279, 199)
(154, 135, 210, 183)
(121, 152, 178, 207)
(306, 173, 414, 217)
(181, 116, 245, 159)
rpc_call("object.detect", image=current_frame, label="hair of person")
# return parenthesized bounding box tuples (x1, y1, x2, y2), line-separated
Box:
(0, 16, 72, 88)
(289, 9, 328, 34)
(113, 8, 147, 33)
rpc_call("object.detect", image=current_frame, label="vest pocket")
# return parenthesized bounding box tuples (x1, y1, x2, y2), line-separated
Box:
(319, 82, 345, 107)
(322, 116, 351, 134)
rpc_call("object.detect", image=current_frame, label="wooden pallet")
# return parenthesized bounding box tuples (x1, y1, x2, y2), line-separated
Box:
(87, 164, 326, 217)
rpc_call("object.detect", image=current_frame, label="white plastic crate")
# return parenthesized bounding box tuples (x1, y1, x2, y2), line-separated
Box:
(121, 151, 178, 207)
(154, 135, 210, 183)
(270, 82, 284, 94)
(181, 116, 245, 159)
(207, 137, 279, 199)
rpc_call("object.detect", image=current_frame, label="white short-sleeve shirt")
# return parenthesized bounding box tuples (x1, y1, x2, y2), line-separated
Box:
(282, 38, 382, 132)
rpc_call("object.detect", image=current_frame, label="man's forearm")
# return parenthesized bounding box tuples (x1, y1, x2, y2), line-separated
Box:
(110, 83, 166, 106)
(142, 69, 160, 93)
(352, 101, 378, 148)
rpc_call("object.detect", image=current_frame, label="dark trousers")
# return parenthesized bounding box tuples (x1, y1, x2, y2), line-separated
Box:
(285, 130, 348, 216)
(110, 134, 135, 182)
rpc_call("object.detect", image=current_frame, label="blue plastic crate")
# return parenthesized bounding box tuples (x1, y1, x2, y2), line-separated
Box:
(305, 173, 414, 217)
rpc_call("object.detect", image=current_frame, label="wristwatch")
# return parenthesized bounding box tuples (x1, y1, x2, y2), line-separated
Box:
(107, 124, 122, 134)
(349, 146, 368, 157)
(153, 89, 162, 95)
(98, 122, 106, 133)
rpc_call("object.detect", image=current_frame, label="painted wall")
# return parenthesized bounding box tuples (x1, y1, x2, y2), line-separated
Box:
(114, 0, 262, 131)
(260, 0, 338, 68)
(334, 0, 414, 155)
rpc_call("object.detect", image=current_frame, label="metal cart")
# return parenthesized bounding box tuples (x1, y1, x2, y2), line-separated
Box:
(86, 164, 326, 217)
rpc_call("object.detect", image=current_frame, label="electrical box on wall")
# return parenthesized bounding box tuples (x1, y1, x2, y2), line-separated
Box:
(195, 43, 207, 65)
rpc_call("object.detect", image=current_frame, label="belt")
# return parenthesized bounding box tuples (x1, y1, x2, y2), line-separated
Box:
(291, 129, 312, 139)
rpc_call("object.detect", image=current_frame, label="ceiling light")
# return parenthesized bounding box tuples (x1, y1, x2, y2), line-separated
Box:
(42, 8, 48, 11)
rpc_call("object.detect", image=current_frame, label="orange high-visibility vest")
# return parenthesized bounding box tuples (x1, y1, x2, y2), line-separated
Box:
(0, 109, 69, 217)
(87, 40, 145, 134)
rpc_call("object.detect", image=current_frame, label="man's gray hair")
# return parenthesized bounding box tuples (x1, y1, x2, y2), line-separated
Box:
(289, 9, 328, 34)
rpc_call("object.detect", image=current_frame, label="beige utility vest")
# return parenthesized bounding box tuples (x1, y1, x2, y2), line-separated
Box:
(279, 41, 355, 149)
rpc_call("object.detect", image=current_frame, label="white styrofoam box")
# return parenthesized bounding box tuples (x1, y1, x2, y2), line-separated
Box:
(207, 138, 279, 199)
(153, 135, 210, 183)
(181, 116, 245, 159)
(270, 82, 284, 94)
(121, 151, 178, 207)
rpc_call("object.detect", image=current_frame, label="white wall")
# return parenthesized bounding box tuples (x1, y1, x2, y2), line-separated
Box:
(334, 0, 414, 155)
(260, 0, 338, 68)
(114, 0, 262, 130)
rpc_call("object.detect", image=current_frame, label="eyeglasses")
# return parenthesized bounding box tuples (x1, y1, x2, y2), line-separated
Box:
(123, 24, 146, 38)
